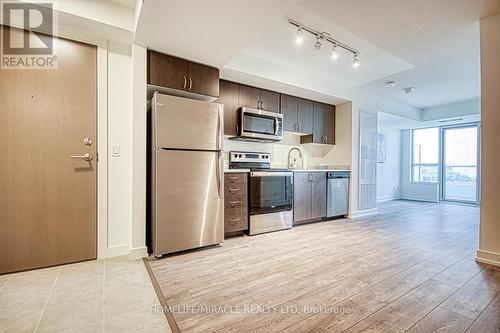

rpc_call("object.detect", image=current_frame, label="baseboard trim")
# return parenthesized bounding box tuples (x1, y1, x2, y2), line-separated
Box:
(400, 196, 439, 203)
(129, 246, 148, 259)
(106, 244, 130, 258)
(349, 208, 378, 219)
(377, 196, 401, 203)
(476, 249, 500, 267)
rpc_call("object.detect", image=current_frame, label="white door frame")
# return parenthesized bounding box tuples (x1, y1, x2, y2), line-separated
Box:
(439, 122, 481, 205)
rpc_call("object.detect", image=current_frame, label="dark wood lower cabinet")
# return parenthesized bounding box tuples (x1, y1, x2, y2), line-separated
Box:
(293, 173, 312, 222)
(311, 172, 327, 220)
(224, 173, 248, 235)
(293, 172, 327, 224)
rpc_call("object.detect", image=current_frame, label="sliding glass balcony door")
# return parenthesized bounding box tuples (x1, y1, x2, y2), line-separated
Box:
(441, 125, 480, 204)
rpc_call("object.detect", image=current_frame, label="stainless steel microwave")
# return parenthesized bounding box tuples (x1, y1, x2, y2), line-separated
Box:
(232, 107, 283, 142)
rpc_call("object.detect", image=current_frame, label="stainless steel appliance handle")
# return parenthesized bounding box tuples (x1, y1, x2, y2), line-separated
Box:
(274, 118, 279, 135)
(216, 151, 223, 199)
(251, 171, 292, 177)
(70, 153, 93, 161)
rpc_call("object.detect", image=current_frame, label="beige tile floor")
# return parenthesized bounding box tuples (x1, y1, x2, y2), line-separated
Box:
(0, 256, 172, 333)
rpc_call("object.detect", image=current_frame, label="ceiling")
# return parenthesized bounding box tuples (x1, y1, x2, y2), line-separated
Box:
(135, 0, 500, 109)
(300, 0, 500, 108)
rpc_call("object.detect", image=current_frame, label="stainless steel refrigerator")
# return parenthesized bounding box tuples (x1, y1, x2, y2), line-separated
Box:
(151, 92, 224, 257)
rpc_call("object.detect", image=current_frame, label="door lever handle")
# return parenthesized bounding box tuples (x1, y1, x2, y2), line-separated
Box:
(70, 153, 93, 161)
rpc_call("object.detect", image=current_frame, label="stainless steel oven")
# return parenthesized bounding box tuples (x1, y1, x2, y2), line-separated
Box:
(232, 107, 283, 142)
(249, 170, 293, 235)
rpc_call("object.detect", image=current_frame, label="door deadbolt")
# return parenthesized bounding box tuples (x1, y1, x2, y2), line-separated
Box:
(83, 138, 93, 146)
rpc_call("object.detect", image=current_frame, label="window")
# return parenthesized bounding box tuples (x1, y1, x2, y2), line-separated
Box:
(412, 127, 439, 182)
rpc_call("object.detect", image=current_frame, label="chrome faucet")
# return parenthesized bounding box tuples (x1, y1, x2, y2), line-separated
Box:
(287, 147, 303, 170)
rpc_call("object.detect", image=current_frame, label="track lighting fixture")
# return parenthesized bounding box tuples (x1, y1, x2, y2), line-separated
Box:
(352, 54, 360, 68)
(289, 19, 360, 68)
(331, 43, 339, 59)
(314, 34, 322, 50)
(295, 26, 304, 44)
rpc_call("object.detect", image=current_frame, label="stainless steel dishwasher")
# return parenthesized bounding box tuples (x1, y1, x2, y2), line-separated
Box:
(327, 171, 350, 218)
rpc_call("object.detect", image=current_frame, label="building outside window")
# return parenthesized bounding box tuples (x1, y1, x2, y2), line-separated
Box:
(412, 127, 439, 183)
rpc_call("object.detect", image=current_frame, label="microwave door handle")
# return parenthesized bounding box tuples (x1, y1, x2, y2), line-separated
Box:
(274, 117, 279, 135)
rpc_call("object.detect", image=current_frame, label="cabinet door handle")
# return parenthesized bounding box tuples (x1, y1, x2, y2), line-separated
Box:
(183, 76, 187, 89)
(229, 176, 239, 182)
(229, 188, 240, 193)
(188, 77, 193, 90)
(229, 218, 240, 225)
(228, 201, 240, 205)
(261, 101, 264, 110)
(324, 135, 328, 143)
(298, 123, 301, 132)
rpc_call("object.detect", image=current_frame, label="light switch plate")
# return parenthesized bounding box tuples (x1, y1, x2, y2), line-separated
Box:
(112, 144, 120, 157)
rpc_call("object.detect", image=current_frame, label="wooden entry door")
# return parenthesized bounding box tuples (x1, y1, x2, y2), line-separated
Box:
(0, 27, 97, 274)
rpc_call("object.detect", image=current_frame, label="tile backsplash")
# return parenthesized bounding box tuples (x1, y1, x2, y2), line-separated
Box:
(224, 132, 348, 169)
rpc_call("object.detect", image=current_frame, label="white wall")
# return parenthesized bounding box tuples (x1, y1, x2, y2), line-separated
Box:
(477, 12, 500, 267)
(131, 44, 147, 258)
(106, 41, 134, 256)
(399, 130, 439, 202)
(376, 127, 401, 202)
(421, 99, 480, 122)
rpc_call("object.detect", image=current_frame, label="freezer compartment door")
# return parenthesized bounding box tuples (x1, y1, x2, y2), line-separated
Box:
(153, 93, 223, 151)
(153, 150, 224, 256)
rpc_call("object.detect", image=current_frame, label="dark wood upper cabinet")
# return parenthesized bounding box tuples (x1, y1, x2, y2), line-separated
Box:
(297, 98, 313, 134)
(148, 51, 187, 91)
(238, 85, 279, 112)
(187, 62, 219, 97)
(312, 102, 325, 143)
(324, 104, 336, 144)
(147, 50, 219, 98)
(281, 94, 298, 131)
(260, 89, 280, 113)
(215, 80, 239, 136)
(280, 96, 313, 133)
(301, 102, 335, 145)
(238, 85, 261, 109)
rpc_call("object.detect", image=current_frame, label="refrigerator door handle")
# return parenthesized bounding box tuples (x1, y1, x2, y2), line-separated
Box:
(216, 151, 223, 199)
(216, 108, 221, 151)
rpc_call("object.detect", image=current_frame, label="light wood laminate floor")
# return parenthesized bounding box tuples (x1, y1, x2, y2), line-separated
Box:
(146, 200, 500, 333)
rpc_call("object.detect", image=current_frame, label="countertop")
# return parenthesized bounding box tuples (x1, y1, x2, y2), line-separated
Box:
(224, 168, 350, 173)
(224, 169, 251, 173)
(292, 169, 351, 172)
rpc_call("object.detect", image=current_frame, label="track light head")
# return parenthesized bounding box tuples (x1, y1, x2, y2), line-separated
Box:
(314, 34, 322, 50)
(331, 44, 340, 59)
(352, 54, 360, 68)
(295, 26, 304, 44)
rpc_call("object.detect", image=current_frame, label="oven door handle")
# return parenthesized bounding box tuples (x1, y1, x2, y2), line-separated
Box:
(251, 171, 293, 177)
